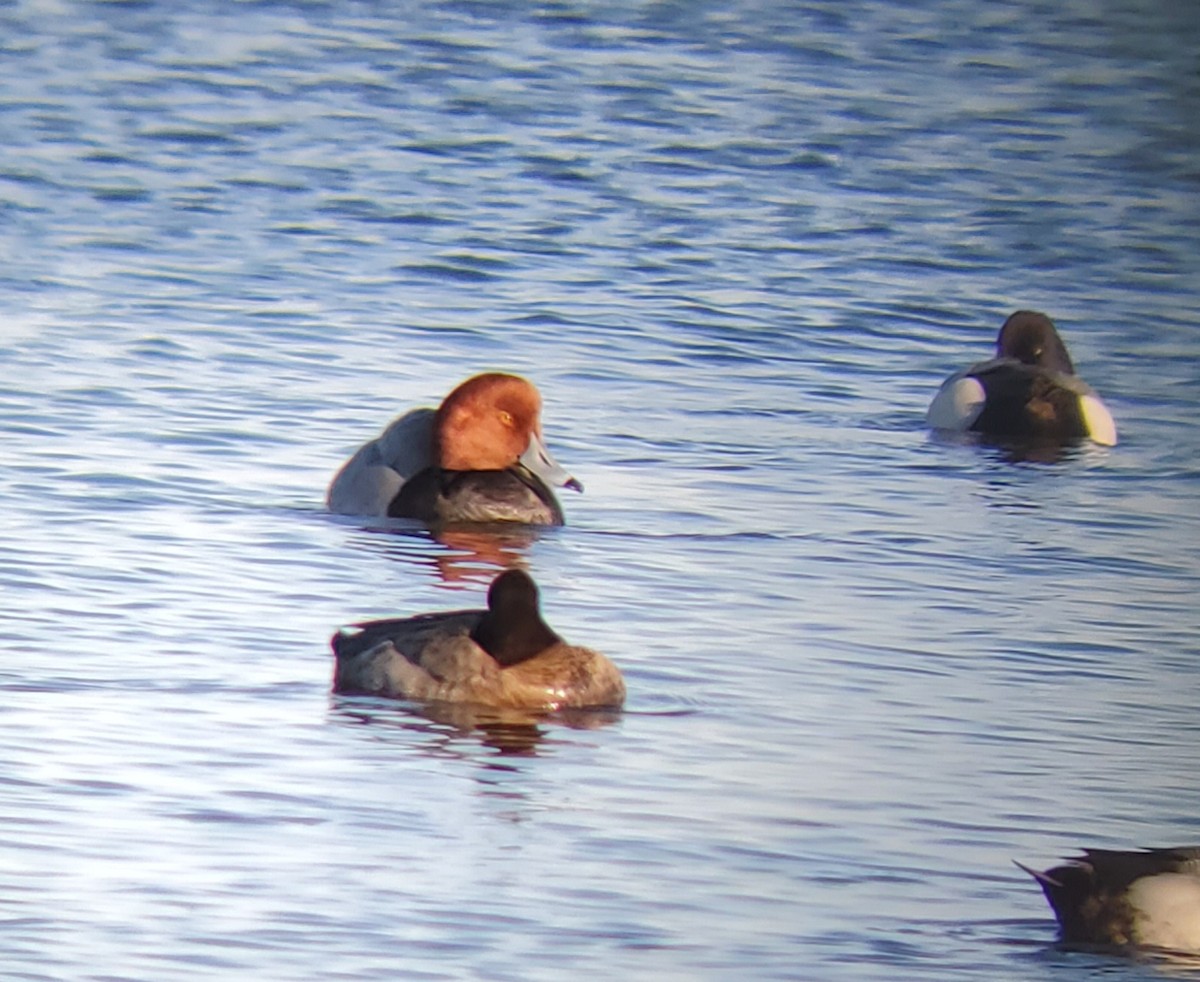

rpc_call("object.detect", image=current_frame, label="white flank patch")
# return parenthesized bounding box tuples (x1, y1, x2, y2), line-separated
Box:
(927, 375, 986, 431)
(1128, 873, 1200, 952)
(1080, 394, 1118, 446)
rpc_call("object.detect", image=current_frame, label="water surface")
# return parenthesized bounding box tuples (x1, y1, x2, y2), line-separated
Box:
(2, 1, 1199, 979)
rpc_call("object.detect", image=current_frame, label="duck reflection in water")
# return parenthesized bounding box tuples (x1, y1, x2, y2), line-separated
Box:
(331, 697, 622, 757)
(431, 526, 546, 586)
(346, 522, 547, 588)
(332, 569, 625, 715)
(936, 430, 1099, 466)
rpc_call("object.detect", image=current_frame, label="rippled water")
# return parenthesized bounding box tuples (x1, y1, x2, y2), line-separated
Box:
(2, 1, 1199, 979)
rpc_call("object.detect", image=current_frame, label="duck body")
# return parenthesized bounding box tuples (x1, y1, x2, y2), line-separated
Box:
(387, 464, 565, 525)
(1020, 847, 1200, 952)
(326, 408, 435, 517)
(331, 570, 625, 711)
(327, 373, 580, 525)
(927, 311, 1117, 446)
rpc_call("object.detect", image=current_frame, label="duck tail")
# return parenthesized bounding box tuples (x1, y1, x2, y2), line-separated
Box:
(1013, 860, 1062, 888)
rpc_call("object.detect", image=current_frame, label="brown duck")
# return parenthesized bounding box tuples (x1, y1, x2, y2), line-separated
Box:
(332, 570, 625, 711)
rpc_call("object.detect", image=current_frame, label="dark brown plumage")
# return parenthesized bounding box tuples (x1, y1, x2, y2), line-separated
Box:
(927, 310, 1117, 446)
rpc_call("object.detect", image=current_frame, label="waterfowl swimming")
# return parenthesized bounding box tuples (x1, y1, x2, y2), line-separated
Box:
(927, 311, 1117, 446)
(331, 569, 625, 711)
(326, 373, 582, 525)
(1018, 847, 1200, 952)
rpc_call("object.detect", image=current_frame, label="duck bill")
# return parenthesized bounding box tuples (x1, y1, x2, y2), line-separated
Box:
(518, 432, 583, 493)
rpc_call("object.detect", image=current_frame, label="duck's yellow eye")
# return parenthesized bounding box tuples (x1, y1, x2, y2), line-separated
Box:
(498, 410, 515, 428)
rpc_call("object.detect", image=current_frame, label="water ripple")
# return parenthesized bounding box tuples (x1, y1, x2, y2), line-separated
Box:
(0, 1, 1198, 979)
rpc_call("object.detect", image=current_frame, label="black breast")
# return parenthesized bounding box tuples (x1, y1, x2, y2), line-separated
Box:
(388, 468, 564, 525)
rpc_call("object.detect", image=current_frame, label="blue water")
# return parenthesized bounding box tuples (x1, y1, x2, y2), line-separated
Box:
(2, 1, 1199, 979)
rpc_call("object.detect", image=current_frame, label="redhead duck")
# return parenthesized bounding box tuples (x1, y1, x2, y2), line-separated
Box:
(331, 569, 625, 711)
(1018, 847, 1200, 952)
(326, 373, 581, 525)
(927, 311, 1117, 446)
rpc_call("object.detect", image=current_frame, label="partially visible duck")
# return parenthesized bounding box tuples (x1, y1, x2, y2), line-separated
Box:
(326, 373, 581, 525)
(927, 311, 1117, 446)
(331, 569, 625, 711)
(1018, 847, 1200, 952)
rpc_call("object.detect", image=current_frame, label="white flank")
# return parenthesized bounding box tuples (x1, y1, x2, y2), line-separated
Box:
(1079, 394, 1118, 446)
(927, 375, 986, 431)
(1128, 873, 1200, 952)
